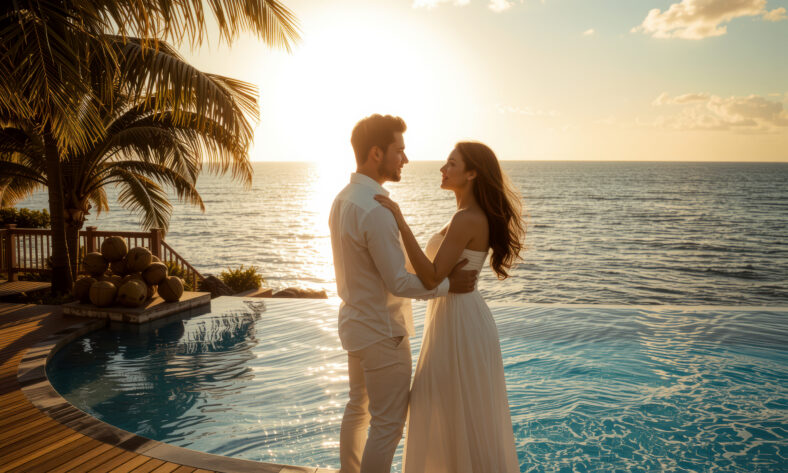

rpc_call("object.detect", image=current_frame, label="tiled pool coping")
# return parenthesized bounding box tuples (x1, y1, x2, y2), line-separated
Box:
(17, 301, 336, 473)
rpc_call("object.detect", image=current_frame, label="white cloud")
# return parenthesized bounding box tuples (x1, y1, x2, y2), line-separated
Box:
(413, 0, 523, 12)
(489, 0, 514, 12)
(652, 92, 788, 132)
(413, 0, 470, 9)
(632, 0, 787, 39)
(583, 28, 595, 36)
(762, 7, 787, 20)
(497, 104, 560, 117)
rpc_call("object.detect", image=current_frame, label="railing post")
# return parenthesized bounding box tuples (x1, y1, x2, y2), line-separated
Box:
(4, 224, 17, 282)
(85, 226, 97, 254)
(150, 228, 163, 259)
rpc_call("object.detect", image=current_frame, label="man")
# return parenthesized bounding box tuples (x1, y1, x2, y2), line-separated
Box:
(329, 114, 478, 473)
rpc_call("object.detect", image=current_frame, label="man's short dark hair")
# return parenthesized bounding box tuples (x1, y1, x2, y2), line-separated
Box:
(350, 114, 407, 166)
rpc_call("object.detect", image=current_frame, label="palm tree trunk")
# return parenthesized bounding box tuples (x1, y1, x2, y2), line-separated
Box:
(65, 221, 81, 282)
(43, 128, 73, 295)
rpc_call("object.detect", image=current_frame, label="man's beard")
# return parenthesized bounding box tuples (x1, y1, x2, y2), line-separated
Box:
(378, 160, 401, 182)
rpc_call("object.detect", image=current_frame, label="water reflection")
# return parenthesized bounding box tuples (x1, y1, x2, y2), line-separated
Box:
(49, 300, 788, 471)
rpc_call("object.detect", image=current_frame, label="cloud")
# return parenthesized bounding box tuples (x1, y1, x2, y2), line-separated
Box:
(632, 0, 787, 39)
(651, 92, 788, 132)
(413, 0, 522, 12)
(413, 0, 470, 9)
(762, 6, 787, 20)
(489, 0, 514, 12)
(497, 104, 560, 117)
(583, 28, 595, 36)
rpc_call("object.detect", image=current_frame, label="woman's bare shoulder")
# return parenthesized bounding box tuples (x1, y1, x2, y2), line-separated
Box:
(451, 208, 487, 227)
(449, 208, 488, 250)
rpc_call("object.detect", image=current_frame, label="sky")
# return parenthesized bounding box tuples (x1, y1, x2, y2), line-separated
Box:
(180, 0, 788, 162)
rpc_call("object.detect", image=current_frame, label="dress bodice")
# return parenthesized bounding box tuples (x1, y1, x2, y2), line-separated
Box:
(425, 232, 488, 272)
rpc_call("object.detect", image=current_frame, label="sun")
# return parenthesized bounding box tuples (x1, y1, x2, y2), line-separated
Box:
(253, 6, 469, 163)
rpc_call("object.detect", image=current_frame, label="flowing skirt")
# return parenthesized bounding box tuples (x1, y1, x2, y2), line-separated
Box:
(403, 291, 520, 473)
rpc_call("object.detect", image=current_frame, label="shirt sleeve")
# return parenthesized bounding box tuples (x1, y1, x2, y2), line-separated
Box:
(364, 206, 449, 300)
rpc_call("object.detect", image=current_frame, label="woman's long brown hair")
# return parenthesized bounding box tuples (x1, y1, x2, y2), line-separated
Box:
(455, 142, 525, 279)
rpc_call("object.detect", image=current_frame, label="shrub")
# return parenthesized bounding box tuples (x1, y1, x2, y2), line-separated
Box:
(0, 208, 50, 228)
(219, 265, 264, 293)
(163, 261, 196, 291)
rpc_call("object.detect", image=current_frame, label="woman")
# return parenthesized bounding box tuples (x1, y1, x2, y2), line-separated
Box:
(374, 141, 524, 472)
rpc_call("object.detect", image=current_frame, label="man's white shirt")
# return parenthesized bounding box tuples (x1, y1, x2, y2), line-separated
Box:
(329, 173, 450, 351)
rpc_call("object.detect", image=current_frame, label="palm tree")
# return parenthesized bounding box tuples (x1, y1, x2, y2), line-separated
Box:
(0, 0, 300, 293)
(1, 38, 255, 279)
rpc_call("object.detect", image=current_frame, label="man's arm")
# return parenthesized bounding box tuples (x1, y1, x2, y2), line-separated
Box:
(365, 206, 450, 299)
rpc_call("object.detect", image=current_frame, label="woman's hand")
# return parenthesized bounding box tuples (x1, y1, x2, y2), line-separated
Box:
(374, 194, 406, 228)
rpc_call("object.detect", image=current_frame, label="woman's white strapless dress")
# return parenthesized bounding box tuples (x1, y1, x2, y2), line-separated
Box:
(403, 233, 520, 473)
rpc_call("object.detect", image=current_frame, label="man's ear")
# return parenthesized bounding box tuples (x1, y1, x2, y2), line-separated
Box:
(368, 146, 383, 163)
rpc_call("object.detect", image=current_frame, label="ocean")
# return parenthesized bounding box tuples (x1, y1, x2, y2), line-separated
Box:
(16, 161, 788, 305)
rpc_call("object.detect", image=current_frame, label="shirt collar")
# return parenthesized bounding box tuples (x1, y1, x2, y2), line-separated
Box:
(350, 172, 389, 197)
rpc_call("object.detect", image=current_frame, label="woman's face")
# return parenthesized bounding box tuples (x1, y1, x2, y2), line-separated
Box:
(440, 149, 473, 190)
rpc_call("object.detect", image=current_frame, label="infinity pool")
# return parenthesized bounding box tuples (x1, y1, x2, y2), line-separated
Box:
(48, 297, 788, 472)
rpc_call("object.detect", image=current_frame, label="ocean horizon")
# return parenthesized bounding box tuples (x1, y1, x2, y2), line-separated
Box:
(16, 160, 788, 306)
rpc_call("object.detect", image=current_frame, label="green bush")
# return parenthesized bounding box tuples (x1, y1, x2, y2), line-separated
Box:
(0, 208, 50, 228)
(163, 261, 195, 291)
(220, 265, 264, 293)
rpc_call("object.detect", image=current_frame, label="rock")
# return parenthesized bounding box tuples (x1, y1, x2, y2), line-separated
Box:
(198, 275, 234, 299)
(272, 287, 328, 299)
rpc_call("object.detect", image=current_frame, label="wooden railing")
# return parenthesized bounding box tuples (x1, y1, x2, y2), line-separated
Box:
(160, 241, 202, 290)
(1, 225, 204, 288)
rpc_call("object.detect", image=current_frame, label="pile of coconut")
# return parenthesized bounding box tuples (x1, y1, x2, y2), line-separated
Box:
(72, 236, 184, 308)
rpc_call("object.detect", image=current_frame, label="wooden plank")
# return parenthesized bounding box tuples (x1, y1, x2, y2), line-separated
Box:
(0, 432, 83, 471)
(150, 462, 182, 473)
(107, 454, 151, 472)
(9, 435, 99, 472)
(39, 440, 116, 473)
(54, 445, 125, 473)
(86, 450, 139, 472)
(171, 466, 197, 473)
(129, 459, 166, 473)
(0, 423, 75, 457)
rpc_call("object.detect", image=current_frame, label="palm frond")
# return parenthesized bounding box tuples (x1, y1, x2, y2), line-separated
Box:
(112, 169, 172, 230)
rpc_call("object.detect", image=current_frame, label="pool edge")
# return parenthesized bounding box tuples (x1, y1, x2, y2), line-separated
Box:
(17, 314, 337, 473)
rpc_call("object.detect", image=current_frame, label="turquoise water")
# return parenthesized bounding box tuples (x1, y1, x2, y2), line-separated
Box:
(48, 298, 788, 472)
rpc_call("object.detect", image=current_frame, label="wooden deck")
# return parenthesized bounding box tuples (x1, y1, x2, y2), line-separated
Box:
(0, 280, 51, 298)
(0, 302, 329, 473)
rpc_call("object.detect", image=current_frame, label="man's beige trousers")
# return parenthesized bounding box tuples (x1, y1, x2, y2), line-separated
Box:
(339, 336, 412, 473)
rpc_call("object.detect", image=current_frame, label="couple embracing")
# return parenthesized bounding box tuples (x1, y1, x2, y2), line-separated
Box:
(329, 114, 524, 473)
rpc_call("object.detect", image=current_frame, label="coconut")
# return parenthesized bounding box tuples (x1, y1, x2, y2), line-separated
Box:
(106, 274, 123, 289)
(151, 255, 161, 263)
(120, 272, 144, 286)
(100, 236, 128, 262)
(73, 277, 96, 304)
(117, 280, 147, 308)
(142, 262, 168, 285)
(146, 284, 156, 300)
(158, 276, 184, 302)
(89, 280, 117, 307)
(83, 252, 108, 276)
(126, 247, 152, 272)
(110, 257, 128, 276)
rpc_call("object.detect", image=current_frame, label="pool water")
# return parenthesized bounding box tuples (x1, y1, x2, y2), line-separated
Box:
(48, 298, 788, 472)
